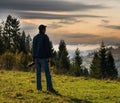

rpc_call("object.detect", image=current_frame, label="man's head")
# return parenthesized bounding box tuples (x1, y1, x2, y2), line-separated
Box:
(38, 24, 47, 33)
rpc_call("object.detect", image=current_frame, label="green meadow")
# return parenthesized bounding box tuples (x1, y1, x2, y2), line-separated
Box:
(0, 70, 120, 103)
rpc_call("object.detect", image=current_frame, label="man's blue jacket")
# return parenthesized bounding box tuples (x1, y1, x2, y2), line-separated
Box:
(32, 33, 51, 59)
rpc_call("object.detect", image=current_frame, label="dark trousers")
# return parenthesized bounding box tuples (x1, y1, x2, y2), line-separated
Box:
(35, 58, 53, 90)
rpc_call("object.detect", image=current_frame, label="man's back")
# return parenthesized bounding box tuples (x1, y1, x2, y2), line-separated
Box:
(32, 33, 51, 59)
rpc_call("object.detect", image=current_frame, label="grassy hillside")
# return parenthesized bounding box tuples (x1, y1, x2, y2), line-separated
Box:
(0, 70, 120, 103)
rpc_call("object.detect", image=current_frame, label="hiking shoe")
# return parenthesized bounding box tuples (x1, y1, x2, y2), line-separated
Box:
(47, 88, 58, 94)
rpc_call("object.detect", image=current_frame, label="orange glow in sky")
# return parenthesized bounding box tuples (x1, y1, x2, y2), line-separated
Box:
(0, 0, 120, 44)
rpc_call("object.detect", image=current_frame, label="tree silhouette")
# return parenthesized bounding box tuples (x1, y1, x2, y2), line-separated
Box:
(71, 48, 83, 76)
(99, 41, 107, 78)
(106, 51, 118, 78)
(90, 52, 100, 78)
(90, 42, 118, 79)
(3, 15, 21, 53)
(57, 40, 70, 72)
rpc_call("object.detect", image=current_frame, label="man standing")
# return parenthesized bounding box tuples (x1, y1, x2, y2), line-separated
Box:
(32, 24, 55, 92)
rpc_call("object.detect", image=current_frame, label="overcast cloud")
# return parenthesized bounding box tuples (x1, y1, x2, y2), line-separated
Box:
(0, 0, 106, 12)
(103, 25, 120, 30)
(0, 0, 120, 44)
(0, 0, 107, 20)
(17, 12, 106, 19)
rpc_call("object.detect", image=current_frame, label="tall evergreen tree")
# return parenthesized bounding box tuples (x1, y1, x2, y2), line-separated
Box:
(57, 40, 70, 72)
(3, 15, 21, 53)
(19, 31, 27, 53)
(106, 51, 118, 78)
(12, 17, 21, 52)
(99, 41, 107, 78)
(3, 15, 13, 52)
(90, 52, 101, 78)
(58, 40, 66, 58)
(71, 48, 83, 76)
(74, 48, 82, 67)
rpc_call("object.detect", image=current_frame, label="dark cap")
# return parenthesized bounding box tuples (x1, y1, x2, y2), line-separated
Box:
(38, 24, 47, 30)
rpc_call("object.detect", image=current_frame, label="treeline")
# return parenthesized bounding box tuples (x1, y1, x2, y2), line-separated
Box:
(0, 15, 32, 71)
(51, 40, 89, 77)
(90, 42, 118, 79)
(51, 40, 118, 79)
(0, 15, 118, 79)
(0, 15, 31, 54)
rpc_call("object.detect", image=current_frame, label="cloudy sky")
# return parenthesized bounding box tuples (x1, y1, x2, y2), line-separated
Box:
(0, 0, 120, 44)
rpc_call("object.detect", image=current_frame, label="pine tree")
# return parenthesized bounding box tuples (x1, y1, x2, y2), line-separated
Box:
(74, 48, 82, 67)
(18, 31, 27, 53)
(106, 51, 118, 78)
(12, 16, 21, 52)
(3, 15, 21, 53)
(71, 48, 82, 76)
(90, 52, 101, 78)
(99, 41, 107, 78)
(58, 40, 67, 58)
(3, 15, 13, 52)
(57, 40, 70, 72)
(90, 42, 118, 79)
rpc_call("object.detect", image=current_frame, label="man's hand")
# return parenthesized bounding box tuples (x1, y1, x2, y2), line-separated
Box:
(27, 61, 35, 67)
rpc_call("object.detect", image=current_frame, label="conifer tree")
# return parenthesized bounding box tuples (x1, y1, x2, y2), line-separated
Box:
(18, 31, 27, 53)
(3, 15, 13, 52)
(90, 42, 118, 79)
(3, 15, 21, 53)
(12, 16, 21, 52)
(74, 48, 82, 67)
(90, 52, 101, 78)
(57, 40, 70, 72)
(99, 41, 107, 78)
(106, 51, 118, 78)
(71, 48, 82, 76)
